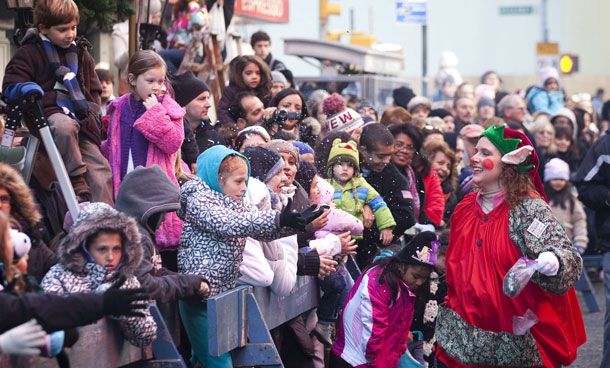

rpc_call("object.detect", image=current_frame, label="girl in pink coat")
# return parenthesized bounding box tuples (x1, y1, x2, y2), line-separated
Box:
(312, 175, 364, 241)
(102, 50, 185, 253)
(305, 173, 362, 346)
(332, 231, 438, 368)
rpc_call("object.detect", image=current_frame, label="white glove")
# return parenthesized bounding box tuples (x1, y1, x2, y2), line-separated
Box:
(0, 319, 47, 355)
(536, 252, 559, 276)
(414, 223, 435, 234)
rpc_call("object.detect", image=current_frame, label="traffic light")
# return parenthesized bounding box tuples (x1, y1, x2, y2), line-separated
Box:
(320, 0, 341, 25)
(559, 54, 579, 74)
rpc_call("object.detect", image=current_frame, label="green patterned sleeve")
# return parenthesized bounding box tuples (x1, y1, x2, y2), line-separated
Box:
(508, 197, 583, 295)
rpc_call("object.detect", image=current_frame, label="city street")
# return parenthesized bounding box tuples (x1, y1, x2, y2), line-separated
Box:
(570, 277, 604, 367)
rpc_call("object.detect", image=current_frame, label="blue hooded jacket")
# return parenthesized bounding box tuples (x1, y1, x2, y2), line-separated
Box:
(196, 145, 250, 195)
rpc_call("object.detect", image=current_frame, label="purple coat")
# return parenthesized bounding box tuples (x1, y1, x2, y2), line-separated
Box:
(102, 93, 185, 250)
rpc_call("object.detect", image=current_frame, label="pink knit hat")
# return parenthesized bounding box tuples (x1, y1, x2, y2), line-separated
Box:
(544, 158, 570, 182)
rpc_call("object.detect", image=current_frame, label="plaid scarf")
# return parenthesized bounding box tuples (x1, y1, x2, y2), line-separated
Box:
(41, 35, 89, 118)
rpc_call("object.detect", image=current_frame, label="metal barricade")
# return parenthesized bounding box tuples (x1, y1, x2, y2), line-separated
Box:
(207, 276, 319, 367)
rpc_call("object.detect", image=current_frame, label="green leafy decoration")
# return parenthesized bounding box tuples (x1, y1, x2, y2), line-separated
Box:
(74, 0, 135, 33)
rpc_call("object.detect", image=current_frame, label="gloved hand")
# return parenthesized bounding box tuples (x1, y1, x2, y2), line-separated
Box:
(300, 204, 326, 225)
(0, 319, 47, 355)
(103, 275, 149, 318)
(279, 198, 324, 231)
(536, 252, 559, 276)
(414, 223, 435, 233)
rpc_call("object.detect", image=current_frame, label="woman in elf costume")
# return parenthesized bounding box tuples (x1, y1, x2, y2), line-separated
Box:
(435, 125, 585, 368)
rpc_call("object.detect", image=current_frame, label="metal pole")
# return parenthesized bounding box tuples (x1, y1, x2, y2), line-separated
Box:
(422, 24, 428, 97)
(129, 0, 137, 56)
(350, 8, 354, 31)
(38, 127, 80, 220)
(21, 136, 38, 184)
(541, 0, 548, 42)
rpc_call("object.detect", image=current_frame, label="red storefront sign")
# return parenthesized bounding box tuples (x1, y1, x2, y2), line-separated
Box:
(234, 0, 289, 23)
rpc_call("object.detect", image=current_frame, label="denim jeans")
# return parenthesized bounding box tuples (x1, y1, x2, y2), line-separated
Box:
(601, 252, 610, 368)
(178, 299, 232, 368)
(317, 261, 354, 323)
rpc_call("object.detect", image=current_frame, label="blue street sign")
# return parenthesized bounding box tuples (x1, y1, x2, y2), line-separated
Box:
(396, 0, 427, 25)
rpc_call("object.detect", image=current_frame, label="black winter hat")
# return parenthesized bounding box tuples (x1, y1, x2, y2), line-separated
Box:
(242, 146, 284, 183)
(392, 86, 415, 110)
(170, 71, 210, 107)
(429, 108, 452, 119)
(295, 160, 317, 195)
(395, 231, 439, 267)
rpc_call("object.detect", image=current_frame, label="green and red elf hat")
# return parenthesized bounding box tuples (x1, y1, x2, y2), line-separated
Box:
(479, 124, 547, 202)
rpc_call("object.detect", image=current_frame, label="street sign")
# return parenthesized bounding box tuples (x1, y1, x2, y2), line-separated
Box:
(535, 42, 559, 72)
(234, 0, 289, 23)
(499, 6, 536, 16)
(536, 42, 559, 56)
(396, 0, 427, 25)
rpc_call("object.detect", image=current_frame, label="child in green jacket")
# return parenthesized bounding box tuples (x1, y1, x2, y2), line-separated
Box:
(326, 139, 395, 246)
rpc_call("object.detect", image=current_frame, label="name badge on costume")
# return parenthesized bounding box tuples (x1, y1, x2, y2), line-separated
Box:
(527, 219, 548, 238)
(402, 190, 413, 199)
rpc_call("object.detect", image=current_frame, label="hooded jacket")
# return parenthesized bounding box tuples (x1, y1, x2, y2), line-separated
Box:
(102, 93, 185, 251)
(526, 87, 563, 115)
(239, 178, 298, 296)
(115, 165, 205, 303)
(40, 203, 157, 347)
(314, 177, 363, 241)
(0, 163, 56, 282)
(178, 145, 294, 296)
(574, 132, 610, 252)
(327, 177, 396, 237)
(2, 28, 103, 144)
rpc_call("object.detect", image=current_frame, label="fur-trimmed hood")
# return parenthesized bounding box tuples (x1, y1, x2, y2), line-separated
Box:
(0, 163, 41, 227)
(57, 203, 142, 276)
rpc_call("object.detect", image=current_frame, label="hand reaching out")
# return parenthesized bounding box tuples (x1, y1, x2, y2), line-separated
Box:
(310, 209, 330, 230)
(0, 319, 47, 355)
(317, 250, 337, 280)
(380, 228, 393, 246)
(362, 205, 375, 229)
(338, 231, 357, 256)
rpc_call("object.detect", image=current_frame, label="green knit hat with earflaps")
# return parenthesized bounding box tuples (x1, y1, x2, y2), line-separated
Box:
(326, 139, 360, 178)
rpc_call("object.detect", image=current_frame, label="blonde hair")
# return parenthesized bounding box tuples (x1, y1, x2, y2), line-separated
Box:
(530, 115, 557, 154)
(175, 150, 194, 183)
(218, 155, 248, 184)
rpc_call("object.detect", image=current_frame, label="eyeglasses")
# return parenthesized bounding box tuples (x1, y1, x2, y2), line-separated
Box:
(0, 195, 11, 204)
(394, 142, 416, 152)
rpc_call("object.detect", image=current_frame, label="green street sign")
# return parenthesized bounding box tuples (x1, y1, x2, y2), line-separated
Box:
(499, 6, 535, 15)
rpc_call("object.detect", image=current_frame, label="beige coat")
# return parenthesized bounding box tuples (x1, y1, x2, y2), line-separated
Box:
(549, 195, 588, 249)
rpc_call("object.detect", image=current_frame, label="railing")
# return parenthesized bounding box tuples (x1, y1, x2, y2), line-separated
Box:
(0, 276, 318, 368)
(207, 276, 319, 367)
